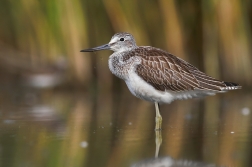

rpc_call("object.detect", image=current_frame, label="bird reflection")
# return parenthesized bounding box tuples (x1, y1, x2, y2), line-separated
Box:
(132, 130, 218, 167)
(131, 156, 218, 167)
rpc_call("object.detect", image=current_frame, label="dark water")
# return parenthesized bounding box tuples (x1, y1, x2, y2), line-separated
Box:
(0, 87, 251, 167)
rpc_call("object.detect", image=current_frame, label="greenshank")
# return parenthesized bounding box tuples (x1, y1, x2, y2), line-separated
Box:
(80, 32, 241, 130)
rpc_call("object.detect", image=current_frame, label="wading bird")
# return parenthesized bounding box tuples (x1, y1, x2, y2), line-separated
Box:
(80, 32, 241, 130)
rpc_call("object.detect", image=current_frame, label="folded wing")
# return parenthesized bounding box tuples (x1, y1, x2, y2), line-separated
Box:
(134, 47, 239, 92)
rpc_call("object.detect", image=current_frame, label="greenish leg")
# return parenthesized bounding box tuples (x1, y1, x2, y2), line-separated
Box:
(155, 102, 162, 130)
(155, 130, 162, 158)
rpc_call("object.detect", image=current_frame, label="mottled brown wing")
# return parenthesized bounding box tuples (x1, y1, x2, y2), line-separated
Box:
(134, 47, 226, 92)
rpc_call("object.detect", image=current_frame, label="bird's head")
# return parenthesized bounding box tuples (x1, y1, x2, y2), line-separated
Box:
(80, 32, 137, 53)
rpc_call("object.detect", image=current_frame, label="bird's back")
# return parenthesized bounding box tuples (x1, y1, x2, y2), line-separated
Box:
(125, 46, 241, 94)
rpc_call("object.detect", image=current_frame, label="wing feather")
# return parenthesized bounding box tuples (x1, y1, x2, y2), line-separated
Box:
(134, 47, 226, 92)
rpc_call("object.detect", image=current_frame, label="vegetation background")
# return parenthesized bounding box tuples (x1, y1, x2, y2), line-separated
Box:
(0, 0, 251, 87)
(0, 0, 251, 167)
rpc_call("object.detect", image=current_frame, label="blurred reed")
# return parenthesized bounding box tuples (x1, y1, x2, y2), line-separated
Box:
(0, 0, 251, 88)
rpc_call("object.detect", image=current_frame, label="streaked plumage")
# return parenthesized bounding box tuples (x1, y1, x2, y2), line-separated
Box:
(81, 32, 241, 130)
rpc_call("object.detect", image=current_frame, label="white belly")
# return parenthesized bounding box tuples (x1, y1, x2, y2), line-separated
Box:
(124, 71, 217, 103)
(125, 72, 175, 103)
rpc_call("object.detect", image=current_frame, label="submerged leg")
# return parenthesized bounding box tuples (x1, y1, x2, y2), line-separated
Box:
(154, 102, 162, 130)
(155, 130, 162, 158)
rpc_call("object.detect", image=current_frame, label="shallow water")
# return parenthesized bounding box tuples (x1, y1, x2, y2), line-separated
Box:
(0, 87, 251, 167)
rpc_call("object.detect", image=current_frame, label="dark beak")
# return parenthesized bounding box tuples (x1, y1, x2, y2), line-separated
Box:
(80, 44, 110, 52)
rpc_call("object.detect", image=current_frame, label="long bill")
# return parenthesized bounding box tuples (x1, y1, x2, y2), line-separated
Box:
(80, 44, 110, 52)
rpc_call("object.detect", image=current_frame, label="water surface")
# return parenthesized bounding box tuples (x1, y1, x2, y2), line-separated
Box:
(0, 87, 251, 167)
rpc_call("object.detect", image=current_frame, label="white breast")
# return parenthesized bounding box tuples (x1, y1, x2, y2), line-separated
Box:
(125, 72, 175, 103)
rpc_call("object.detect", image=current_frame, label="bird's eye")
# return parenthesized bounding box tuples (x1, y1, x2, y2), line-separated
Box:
(120, 38, 124, 41)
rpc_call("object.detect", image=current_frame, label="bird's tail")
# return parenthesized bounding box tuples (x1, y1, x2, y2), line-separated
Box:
(221, 81, 242, 91)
